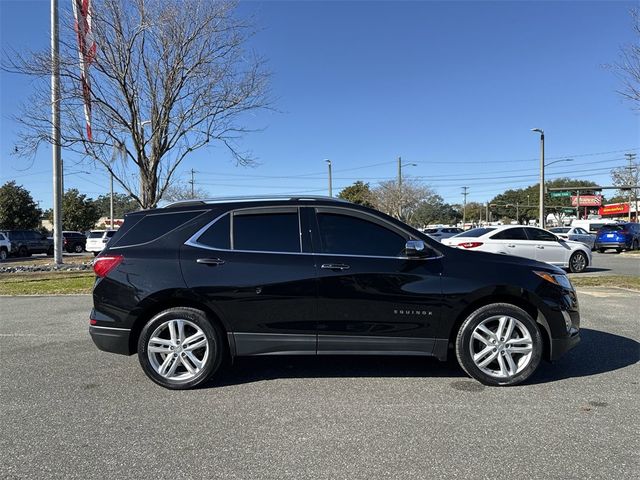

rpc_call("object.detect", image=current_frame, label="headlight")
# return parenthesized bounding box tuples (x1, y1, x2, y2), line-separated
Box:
(534, 271, 573, 290)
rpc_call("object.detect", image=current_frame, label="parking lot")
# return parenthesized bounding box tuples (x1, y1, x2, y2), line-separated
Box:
(1, 290, 638, 479)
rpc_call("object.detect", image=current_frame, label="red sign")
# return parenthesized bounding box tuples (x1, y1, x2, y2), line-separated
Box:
(599, 203, 629, 216)
(571, 195, 602, 207)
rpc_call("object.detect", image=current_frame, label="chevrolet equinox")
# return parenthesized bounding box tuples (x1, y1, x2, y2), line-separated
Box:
(89, 196, 580, 389)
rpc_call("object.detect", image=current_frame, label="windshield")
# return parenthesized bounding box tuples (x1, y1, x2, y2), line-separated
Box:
(453, 227, 496, 238)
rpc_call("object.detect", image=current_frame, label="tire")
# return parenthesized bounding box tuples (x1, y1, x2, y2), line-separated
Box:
(74, 243, 83, 253)
(632, 240, 639, 251)
(0, 248, 7, 261)
(137, 307, 224, 390)
(455, 303, 543, 387)
(568, 251, 588, 273)
(46, 246, 54, 256)
(598, 248, 605, 253)
(92, 251, 99, 257)
(18, 246, 28, 257)
(615, 248, 622, 254)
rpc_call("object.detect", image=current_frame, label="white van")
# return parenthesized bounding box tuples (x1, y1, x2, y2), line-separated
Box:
(570, 218, 617, 234)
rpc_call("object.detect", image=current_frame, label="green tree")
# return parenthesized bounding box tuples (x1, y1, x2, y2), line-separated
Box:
(412, 194, 460, 226)
(0, 181, 41, 229)
(92, 193, 139, 218)
(337, 181, 375, 207)
(49, 189, 101, 232)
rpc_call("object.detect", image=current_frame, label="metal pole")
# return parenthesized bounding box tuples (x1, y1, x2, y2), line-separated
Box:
(325, 159, 332, 197)
(51, 0, 63, 265)
(190, 168, 195, 198)
(576, 190, 580, 221)
(539, 133, 545, 227)
(516, 203, 519, 224)
(109, 172, 114, 229)
(461, 186, 469, 228)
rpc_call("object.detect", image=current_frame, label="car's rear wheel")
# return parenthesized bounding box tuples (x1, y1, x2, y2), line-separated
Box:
(18, 246, 28, 257)
(632, 240, 639, 251)
(74, 243, 83, 253)
(568, 251, 587, 273)
(138, 307, 224, 390)
(46, 246, 54, 256)
(455, 303, 542, 386)
(0, 248, 7, 261)
(615, 248, 622, 254)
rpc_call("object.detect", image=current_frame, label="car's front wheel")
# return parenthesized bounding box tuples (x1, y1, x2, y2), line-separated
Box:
(568, 251, 588, 273)
(455, 303, 543, 386)
(138, 307, 224, 390)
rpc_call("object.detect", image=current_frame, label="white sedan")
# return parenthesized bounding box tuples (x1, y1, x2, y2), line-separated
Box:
(442, 225, 592, 273)
(548, 226, 596, 250)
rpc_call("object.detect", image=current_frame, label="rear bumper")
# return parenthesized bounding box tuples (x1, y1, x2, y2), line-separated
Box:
(89, 325, 132, 355)
(595, 241, 628, 249)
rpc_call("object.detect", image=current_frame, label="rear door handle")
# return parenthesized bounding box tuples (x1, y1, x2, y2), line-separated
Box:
(196, 258, 225, 266)
(507, 244, 516, 248)
(536, 245, 544, 249)
(321, 263, 350, 271)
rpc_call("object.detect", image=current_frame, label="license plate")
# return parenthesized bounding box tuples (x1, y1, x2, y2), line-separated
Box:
(606, 233, 614, 238)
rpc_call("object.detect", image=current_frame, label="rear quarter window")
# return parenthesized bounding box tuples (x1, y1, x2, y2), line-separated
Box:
(112, 211, 204, 247)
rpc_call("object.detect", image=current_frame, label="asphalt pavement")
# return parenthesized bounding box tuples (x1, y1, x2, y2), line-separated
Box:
(1, 292, 638, 479)
(586, 251, 640, 276)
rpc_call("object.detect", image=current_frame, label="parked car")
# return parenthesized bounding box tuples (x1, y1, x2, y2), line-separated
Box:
(594, 223, 640, 253)
(422, 227, 464, 242)
(570, 218, 617, 234)
(443, 225, 591, 273)
(89, 196, 580, 390)
(1, 230, 53, 257)
(86, 230, 117, 256)
(548, 227, 595, 250)
(62, 231, 87, 253)
(0, 232, 11, 260)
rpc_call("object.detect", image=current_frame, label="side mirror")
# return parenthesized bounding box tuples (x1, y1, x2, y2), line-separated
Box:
(405, 239, 427, 256)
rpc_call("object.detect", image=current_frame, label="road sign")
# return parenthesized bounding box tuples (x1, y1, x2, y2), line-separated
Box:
(562, 208, 574, 214)
(549, 191, 571, 198)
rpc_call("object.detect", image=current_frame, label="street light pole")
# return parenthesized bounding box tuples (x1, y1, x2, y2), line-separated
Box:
(51, 0, 63, 265)
(325, 159, 332, 197)
(532, 129, 545, 227)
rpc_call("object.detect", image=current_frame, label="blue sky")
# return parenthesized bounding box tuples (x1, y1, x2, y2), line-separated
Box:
(1, 0, 638, 209)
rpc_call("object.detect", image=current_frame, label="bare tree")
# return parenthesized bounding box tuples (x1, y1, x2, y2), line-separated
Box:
(4, 0, 270, 208)
(609, 9, 640, 109)
(373, 179, 433, 224)
(161, 181, 209, 203)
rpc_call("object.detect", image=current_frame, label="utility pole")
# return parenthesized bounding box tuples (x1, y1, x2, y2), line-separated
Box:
(461, 186, 469, 228)
(532, 129, 545, 227)
(51, 0, 63, 265)
(325, 159, 332, 197)
(189, 168, 196, 198)
(625, 153, 637, 222)
(109, 172, 114, 229)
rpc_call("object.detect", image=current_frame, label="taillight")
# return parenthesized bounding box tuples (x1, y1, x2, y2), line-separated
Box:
(458, 242, 483, 249)
(93, 255, 123, 278)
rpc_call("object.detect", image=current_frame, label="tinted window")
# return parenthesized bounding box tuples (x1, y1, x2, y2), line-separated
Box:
(424, 228, 438, 234)
(317, 212, 406, 256)
(197, 214, 231, 250)
(88, 231, 104, 239)
(575, 228, 588, 235)
(526, 228, 558, 242)
(0, 233, 5, 241)
(116, 212, 200, 247)
(460, 228, 496, 238)
(600, 224, 624, 232)
(550, 228, 569, 233)
(491, 228, 528, 240)
(233, 212, 300, 252)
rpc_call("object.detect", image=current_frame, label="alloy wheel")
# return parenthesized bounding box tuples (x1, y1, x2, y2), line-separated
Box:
(570, 252, 586, 273)
(147, 319, 210, 381)
(469, 315, 533, 379)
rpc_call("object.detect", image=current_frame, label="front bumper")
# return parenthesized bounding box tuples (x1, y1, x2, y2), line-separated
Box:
(550, 328, 580, 361)
(89, 325, 131, 355)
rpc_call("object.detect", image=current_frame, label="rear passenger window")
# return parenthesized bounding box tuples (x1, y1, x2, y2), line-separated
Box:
(115, 211, 202, 247)
(491, 228, 528, 240)
(233, 212, 300, 252)
(196, 214, 231, 250)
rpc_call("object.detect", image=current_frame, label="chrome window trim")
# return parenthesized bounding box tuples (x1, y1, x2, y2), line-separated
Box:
(185, 208, 443, 261)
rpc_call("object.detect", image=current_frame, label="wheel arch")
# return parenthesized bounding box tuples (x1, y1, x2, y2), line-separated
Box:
(128, 292, 235, 358)
(446, 292, 552, 362)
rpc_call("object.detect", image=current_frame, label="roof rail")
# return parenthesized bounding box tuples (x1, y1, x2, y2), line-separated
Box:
(163, 195, 348, 208)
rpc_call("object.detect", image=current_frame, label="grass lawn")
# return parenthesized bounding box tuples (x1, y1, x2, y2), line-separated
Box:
(0, 271, 95, 295)
(570, 275, 640, 291)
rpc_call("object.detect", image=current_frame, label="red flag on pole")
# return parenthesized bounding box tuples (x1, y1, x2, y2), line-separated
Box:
(72, 0, 96, 140)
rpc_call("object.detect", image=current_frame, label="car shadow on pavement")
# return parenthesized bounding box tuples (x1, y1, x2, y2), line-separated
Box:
(583, 267, 611, 273)
(206, 355, 466, 388)
(204, 328, 639, 389)
(528, 328, 640, 385)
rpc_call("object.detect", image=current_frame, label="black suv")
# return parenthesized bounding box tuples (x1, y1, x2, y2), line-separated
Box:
(62, 231, 87, 253)
(90, 196, 580, 389)
(2, 229, 54, 257)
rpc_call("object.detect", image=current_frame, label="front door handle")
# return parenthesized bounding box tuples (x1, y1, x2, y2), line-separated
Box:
(507, 244, 516, 248)
(196, 258, 225, 266)
(321, 263, 350, 271)
(536, 245, 544, 249)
